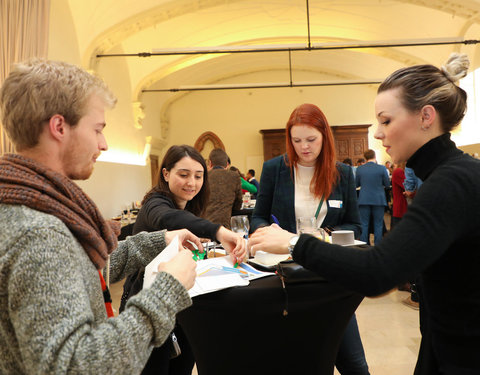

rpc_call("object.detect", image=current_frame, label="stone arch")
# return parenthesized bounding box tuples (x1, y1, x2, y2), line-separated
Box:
(194, 131, 225, 153)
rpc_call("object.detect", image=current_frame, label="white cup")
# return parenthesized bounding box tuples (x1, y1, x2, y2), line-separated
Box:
(331, 230, 355, 246)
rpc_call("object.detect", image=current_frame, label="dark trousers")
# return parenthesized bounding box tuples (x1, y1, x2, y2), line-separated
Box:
(141, 324, 195, 375)
(359, 205, 385, 245)
(335, 314, 370, 375)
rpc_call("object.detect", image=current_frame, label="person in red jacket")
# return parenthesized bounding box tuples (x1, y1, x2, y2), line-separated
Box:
(390, 162, 408, 229)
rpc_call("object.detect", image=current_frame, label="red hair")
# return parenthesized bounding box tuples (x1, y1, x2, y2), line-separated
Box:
(285, 103, 338, 199)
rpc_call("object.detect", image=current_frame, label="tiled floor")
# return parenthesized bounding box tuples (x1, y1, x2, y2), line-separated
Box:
(349, 290, 421, 375)
(110, 282, 421, 375)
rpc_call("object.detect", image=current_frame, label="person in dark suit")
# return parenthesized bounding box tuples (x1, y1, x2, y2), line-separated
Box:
(355, 149, 390, 245)
(246, 169, 260, 198)
(248, 53, 480, 374)
(251, 103, 369, 375)
(251, 156, 361, 236)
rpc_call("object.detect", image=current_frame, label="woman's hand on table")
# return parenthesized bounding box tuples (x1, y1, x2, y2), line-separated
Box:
(248, 224, 295, 255)
(216, 226, 247, 264)
(165, 228, 204, 253)
(158, 250, 197, 290)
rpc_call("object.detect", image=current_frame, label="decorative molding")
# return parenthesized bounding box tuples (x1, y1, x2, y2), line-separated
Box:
(194, 131, 225, 152)
(132, 101, 145, 129)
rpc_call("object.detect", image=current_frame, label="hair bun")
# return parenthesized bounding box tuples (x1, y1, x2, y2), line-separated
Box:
(441, 53, 470, 83)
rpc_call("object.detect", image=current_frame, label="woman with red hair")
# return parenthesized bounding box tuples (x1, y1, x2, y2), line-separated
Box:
(251, 103, 368, 374)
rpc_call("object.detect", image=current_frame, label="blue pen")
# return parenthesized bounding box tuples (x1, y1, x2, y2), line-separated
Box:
(271, 214, 280, 225)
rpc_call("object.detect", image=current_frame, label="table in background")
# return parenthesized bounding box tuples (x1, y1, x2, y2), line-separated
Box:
(177, 274, 363, 375)
(118, 223, 134, 240)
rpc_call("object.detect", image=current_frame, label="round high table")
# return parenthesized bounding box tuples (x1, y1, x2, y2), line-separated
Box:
(177, 273, 363, 375)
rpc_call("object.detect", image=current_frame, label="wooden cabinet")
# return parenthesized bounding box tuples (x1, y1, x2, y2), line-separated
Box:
(260, 125, 370, 162)
(331, 125, 370, 163)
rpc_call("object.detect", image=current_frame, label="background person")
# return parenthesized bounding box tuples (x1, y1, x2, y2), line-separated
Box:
(403, 166, 423, 204)
(248, 53, 480, 374)
(355, 149, 390, 245)
(121, 144, 245, 375)
(0, 59, 199, 374)
(251, 103, 369, 375)
(246, 168, 260, 198)
(203, 149, 243, 229)
(390, 162, 408, 229)
(401, 166, 423, 310)
(230, 165, 257, 195)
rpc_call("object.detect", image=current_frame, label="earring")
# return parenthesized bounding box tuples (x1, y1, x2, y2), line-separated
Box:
(421, 125, 428, 131)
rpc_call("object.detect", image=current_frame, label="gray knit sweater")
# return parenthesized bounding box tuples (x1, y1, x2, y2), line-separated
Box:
(0, 204, 192, 374)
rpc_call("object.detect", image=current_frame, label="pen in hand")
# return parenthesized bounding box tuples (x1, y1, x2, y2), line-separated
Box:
(271, 214, 280, 225)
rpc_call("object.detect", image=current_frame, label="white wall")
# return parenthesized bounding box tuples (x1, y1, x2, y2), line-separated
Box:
(48, 2, 154, 219)
(76, 161, 151, 218)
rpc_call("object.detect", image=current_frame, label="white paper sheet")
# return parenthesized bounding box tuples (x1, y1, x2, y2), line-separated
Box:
(189, 256, 274, 297)
(142, 236, 274, 297)
(143, 235, 180, 289)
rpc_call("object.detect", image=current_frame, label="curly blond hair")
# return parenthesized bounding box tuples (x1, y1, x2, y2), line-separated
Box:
(0, 59, 116, 151)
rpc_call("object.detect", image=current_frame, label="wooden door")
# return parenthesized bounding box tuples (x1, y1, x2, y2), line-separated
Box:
(331, 125, 370, 163)
(259, 129, 286, 161)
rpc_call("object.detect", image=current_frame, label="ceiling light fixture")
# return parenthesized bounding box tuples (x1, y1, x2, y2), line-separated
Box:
(97, 37, 475, 58)
(142, 79, 383, 93)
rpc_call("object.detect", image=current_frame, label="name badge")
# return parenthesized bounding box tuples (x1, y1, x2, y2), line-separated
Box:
(328, 200, 343, 208)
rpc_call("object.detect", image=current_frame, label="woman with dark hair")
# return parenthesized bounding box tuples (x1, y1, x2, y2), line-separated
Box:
(122, 144, 246, 375)
(249, 54, 480, 374)
(251, 103, 369, 375)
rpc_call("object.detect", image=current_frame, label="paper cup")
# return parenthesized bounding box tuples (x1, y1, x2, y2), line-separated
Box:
(331, 230, 355, 246)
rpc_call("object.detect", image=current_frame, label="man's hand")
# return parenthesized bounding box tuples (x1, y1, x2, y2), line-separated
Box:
(158, 250, 197, 290)
(403, 190, 416, 199)
(248, 224, 294, 255)
(216, 226, 247, 263)
(165, 229, 204, 253)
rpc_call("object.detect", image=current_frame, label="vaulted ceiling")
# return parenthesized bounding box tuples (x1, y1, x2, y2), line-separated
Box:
(67, 0, 480, 103)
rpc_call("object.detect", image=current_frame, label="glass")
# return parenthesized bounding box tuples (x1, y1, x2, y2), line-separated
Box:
(296, 217, 316, 234)
(230, 215, 250, 260)
(230, 215, 250, 238)
(296, 217, 326, 240)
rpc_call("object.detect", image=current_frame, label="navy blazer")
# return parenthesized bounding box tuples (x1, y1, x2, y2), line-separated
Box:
(355, 162, 390, 206)
(251, 155, 361, 238)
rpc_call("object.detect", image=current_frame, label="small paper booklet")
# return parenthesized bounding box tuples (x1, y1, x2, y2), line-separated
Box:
(142, 235, 274, 297)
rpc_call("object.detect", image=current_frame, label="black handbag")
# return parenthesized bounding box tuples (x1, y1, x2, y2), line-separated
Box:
(274, 261, 326, 316)
(275, 261, 326, 284)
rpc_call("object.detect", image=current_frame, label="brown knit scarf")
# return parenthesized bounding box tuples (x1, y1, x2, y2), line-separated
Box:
(0, 153, 118, 269)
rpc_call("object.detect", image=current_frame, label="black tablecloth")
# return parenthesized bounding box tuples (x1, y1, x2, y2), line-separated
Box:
(177, 274, 363, 375)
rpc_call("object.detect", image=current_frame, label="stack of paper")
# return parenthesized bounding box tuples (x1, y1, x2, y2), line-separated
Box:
(142, 235, 273, 297)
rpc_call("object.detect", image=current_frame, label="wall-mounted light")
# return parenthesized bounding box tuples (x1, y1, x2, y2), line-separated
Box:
(97, 136, 152, 166)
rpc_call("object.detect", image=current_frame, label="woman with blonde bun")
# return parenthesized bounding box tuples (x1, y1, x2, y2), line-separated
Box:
(249, 53, 480, 374)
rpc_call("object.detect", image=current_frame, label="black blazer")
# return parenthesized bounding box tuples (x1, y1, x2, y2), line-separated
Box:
(251, 155, 361, 237)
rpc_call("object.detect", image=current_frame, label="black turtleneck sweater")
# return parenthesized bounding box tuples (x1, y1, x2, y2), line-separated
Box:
(294, 133, 480, 371)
